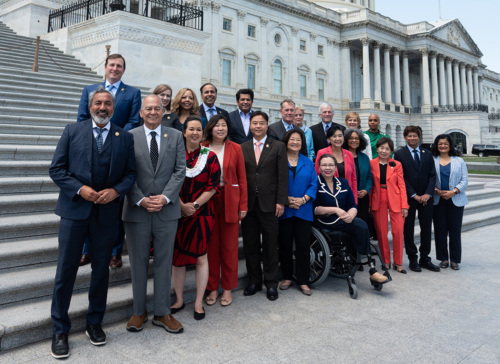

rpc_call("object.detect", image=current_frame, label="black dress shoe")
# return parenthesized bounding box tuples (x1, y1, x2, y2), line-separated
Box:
(170, 303, 185, 314)
(420, 261, 440, 272)
(194, 307, 205, 321)
(409, 261, 422, 272)
(243, 284, 262, 296)
(266, 287, 278, 301)
(450, 262, 460, 270)
(86, 324, 106, 346)
(51, 333, 69, 359)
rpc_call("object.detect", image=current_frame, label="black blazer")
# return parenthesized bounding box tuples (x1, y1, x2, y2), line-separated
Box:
(394, 146, 436, 198)
(241, 137, 288, 213)
(310, 122, 345, 155)
(228, 109, 253, 144)
(199, 105, 230, 122)
(267, 121, 308, 156)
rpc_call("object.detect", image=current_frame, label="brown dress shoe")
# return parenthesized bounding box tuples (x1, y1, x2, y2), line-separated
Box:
(369, 271, 389, 284)
(79, 254, 91, 266)
(126, 313, 148, 332)
(152, 314, 183, 334)
(109, 255, 122, 269)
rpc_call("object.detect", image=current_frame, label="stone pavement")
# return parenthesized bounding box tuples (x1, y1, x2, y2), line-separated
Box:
(1, 221, 499, 364)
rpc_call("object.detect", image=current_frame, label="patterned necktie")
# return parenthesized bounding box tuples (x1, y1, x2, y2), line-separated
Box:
(150, 131, 158, 172)
(254, 142, 262, 164)
(209, 108, 216, 119)
(95, 127, 103, 153)
(324, 124, 329, 136)
(413, 149, 420, 169)
(106, 84, 115, 95)
(287, 124, 293, 131)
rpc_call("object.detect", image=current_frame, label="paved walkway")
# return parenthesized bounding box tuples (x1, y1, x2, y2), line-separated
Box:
(2, 219, 499, 363)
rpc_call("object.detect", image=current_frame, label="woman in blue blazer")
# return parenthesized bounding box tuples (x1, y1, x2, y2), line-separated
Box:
(432, 134, 468, 270)
(278, 130, 318, 296)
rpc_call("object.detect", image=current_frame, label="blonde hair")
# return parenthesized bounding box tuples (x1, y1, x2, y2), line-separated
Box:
(171, 88, 201, 116)
(295, 106, 305, 114)
(344, 111, 361, 128)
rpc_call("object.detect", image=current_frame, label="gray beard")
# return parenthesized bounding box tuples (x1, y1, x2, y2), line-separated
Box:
(91, 113, 111, 125)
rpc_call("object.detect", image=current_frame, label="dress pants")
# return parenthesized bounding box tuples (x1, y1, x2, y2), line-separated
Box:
(278, 217, 312, 286)
(433, 198, 464, 263)
(324, 217, 371, 255)
(404, 197, 433, 264)
(207, 187, 240, 291)
(372, 189, 404, 266)
(125, 216, 176, 317)
(241, 199, 279, 289)
(51, 205, 115, 334)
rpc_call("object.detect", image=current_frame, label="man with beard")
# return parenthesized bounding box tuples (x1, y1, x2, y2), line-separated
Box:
(49, 88, 136, 359)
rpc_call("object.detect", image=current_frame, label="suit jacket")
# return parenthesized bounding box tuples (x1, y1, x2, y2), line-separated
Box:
(199, 105, 230, 122)
(369, 157, 409, 213)
(394, 146, 436, 199)
(49, 119, 136, 224)
(228, 110, 253, 144)
(77, 81, 141, 131)
(122, 126, 186, 222)
(433, 156, 469, 207)
(310, 122, 346, 155)
(202, 140, 248, 223)
(241, 137, 288, 213)
(267, 120, 308, 156)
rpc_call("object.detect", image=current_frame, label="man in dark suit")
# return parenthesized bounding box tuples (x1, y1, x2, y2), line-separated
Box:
(310, 102, 345, 156)
(199, 83, 230, 122)
(267, 99, 308, 156)
(241, 111, 288, 301)
(228, 88, 254, 144)
(49, 88, 136, 359)
(77, 54, 141, 268)
(394, 126, 440, 273)
(123, 95, 185, 334)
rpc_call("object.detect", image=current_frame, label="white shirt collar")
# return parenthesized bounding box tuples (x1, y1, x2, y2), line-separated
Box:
(253, 135, 267, 145)
(105, 80, 122, 90)
(92, 119, 110, 131)
(143, 124, 162, 137)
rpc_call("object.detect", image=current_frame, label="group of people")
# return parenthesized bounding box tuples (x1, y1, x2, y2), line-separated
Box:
(48, 53, 469, 359)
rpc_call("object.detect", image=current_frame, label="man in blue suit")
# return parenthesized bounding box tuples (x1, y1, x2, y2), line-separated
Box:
(77, 54, 141, 268)
(49, 88, 136, 359)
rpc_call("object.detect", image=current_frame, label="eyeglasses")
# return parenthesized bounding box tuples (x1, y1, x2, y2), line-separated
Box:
(319, 164, 336, 168)
(368, 119, 379, 121)
(348, 137, 360, 141)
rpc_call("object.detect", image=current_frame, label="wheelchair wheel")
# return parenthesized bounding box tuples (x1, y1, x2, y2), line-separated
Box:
(329, 239, 359, 279)
(305, 227, 331, 287)
(347, 277, 358, 299)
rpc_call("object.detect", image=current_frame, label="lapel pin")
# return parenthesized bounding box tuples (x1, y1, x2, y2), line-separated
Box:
(115, 132, 119, 136)
(167, 116, 170, 119)
(164, 133, 168, 137)
(121, 88, 124, 91)
(266, 144, 269, 148)
(422, 150, 425, 153)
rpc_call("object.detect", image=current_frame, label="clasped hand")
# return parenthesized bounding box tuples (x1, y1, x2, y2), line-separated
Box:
(140, 195, 167, 213)
(288, 196, 303, 210)
(434, 188, 454, 200)
(80, 186, 118, 204)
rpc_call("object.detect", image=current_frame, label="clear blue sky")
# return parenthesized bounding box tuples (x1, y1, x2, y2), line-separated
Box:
(376, 0, 500, 73)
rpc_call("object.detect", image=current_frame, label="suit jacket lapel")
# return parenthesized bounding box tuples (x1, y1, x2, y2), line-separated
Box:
(138, 128, 155, 175)
(155, 126, 170, 173)
(223, 141, 232, 174)
(85, 120, 93, 170)
(114, 82, 126, 105)
(109, 123, 120, 177)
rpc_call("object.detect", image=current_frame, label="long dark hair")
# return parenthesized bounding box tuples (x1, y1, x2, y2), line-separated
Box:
(343, 129, 367, 153)
(431, 134, 458, 156)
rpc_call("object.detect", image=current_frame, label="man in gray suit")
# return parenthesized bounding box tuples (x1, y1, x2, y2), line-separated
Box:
(122, 94, 186, 333)
(267, 99, 307, 156)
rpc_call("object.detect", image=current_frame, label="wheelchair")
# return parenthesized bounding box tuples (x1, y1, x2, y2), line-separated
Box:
(294, 224, 390, 299)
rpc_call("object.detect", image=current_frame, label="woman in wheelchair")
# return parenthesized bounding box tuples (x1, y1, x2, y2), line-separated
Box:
(314, 154, 389, 285)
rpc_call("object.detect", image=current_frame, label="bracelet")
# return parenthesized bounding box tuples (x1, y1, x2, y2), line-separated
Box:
(302, 197, 307, 205)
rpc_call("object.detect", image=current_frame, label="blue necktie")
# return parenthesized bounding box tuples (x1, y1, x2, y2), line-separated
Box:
(208, 108, 216, 119)
(413, 149, 420, 169)
(106, 84, 115, 95)
(287, 124, 293, 131)
(95, 127, 103, 153)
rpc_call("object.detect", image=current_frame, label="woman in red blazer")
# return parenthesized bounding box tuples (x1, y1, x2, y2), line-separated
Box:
(202, 114, 248, 307)
(370, 137, 409, 274)
(315, 125, 358, 203)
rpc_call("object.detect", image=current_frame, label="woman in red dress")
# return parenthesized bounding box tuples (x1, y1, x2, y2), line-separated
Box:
(171, 116, 220, 320)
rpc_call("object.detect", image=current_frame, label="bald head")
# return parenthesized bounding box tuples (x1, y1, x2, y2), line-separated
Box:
(140, 94, 164, 130)
(368, 113, 380, 132)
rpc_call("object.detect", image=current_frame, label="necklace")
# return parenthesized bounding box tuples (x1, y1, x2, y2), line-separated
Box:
(288, 155, 299, 161)
(186, 146, 209, 178)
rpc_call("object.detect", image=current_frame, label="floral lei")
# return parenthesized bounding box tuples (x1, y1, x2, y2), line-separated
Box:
(186, 146, 209, 178)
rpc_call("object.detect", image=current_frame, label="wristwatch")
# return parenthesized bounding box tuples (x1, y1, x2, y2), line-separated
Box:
(194, 201, 200, 209)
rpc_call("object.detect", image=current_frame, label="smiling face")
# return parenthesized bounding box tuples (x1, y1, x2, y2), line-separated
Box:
(201, 84, 217, 107)
(280, 101, 295, 125)
(180, 90, 194, 111)
(346, 117, 360, 129)
(237, 93, 253, 114)
(211, 119, 228, 143)
(347, 133, 360, 152)
(140, 95, 163, 130)
(158, 89, 172, 109)
(377, 142, 392, 161)
(368, 114, 380, 132)
(293, 109, 304, 127)
(287, 132, 302, 154)
(90, 92, 114, 126)
(437, 138, 450, 155)
(328, 129, 344, 149)
(250, 115, 268, 140)
(319, 156, 337, 179)
(319, 105, 334, 123)
(405, 132, 420, 149)
(104, 57, 125, 84)
(183, 119, 203, 148)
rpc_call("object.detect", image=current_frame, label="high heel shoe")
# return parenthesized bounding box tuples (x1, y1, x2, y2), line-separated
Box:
(393, 264, 407, 274)
(381, 263, 391, 271)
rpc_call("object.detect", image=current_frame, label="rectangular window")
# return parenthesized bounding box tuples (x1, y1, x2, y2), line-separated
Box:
(318, 44, 324, 56)
(273, 61, 282, 94)
(300, 39, 306, 52)
(318, 79, 325, 100)
(248, 25, 256, 38)
(300, 75, 307, 98)
(223, 18, 232, 32)
(222, 60, 231, 86)
(247, 64, 255, 89)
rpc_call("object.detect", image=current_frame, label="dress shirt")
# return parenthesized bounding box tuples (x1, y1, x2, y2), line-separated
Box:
(253, 135, 267, 153)
(92, 120, 110, 144)
(282, 120, 294, 132)
(203, 103, 217, 120)
(104, 80, 122, 96)
(239, 109, 253, 136)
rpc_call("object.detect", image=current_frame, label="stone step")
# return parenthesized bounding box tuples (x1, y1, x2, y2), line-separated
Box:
(0, 133, 60, 145)
(465, 186, 500, 201)
(0, 123, 64, 136)
(0, 236, 59, 270)
(0, 192, 58, 216)
(0, 89, 82, 103)
(0, 176, 57, 195)
(0, 68, 102, 86)
(0, 31, 71, 54)
(0, 160, 52, 176)
(0, 58, 90, 74)
(0, 260, 248, 351)
(0, 106, 77, 119)
(0, 144, 56, 161)
(0, 114, 73, 127)
(0, 39, 80, 59)
(0, 213, 59, 240)
(0, 98, 79, 113)
(0, 47, 89, 69)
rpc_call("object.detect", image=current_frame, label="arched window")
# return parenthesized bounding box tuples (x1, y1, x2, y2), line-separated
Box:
(273, 59, 283, 94)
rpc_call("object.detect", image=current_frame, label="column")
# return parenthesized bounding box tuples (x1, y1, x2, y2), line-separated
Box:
(467, 65, 474, 106)
(361, 37, 372, 107)
(446, 58, 454, 109)
(453, 60, 461, 106)
(393, 48, 401, 107)
(460, 62, 468, 106)
(478, 76, 483, 104)
(421, 49, 431, 113)
(438, 55, 447, 107)
(340, 41, 352, 106)
(329, 39, 341, 106)
(384, 45, 392, 105)
(373, 42, 382, 102)
(473, 67, 480, 105)
(430, 52, 439, 108)
(259, 17, 270, 98)
(402, 51, 410, 107)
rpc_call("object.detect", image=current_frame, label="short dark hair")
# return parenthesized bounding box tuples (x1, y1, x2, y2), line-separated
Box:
(431, 134, 458, 156)
(343, 129, 368, 153)
(203, 114, 230, 143)
(88, 86, 115, 109)
(250, 111, 268, 123)
(376, 136, 394, 151)
(282, 129, 303, 147)
(105, 54, 126, 69)
(200, 83, 217, 94)
(236, 88, 254, 101)
(183, 115, 203, 133)
(403, 125, 422, 138)
(318, 153, 337, 166)
(326, 124, 344, 139)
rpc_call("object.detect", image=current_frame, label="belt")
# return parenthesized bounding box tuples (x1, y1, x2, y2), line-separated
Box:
(380, 184, 387, 189)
